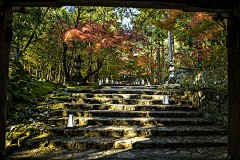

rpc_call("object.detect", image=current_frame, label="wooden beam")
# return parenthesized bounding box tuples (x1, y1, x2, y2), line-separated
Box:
(0, 0, 239, 160)
(9, 0, 232, 13)
(0, 2, 12, 160)
(228, 9, 240, 160)
(0, 0, 4, 6)
(13, 7, 30, 14)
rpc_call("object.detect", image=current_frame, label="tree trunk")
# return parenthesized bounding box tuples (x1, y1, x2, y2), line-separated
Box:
(75, 6, 81, 28)
(88, 12, 92, 83)
(172, 34, 174, 62)
(49, 68, 52, 80)
(83, 58, 103, 82)
(147, 50, 149, 81)
(36, 68, 38, 77)
(0, 3, 12, 160)
(20, 7, 49, 56)
(41, 65, 43, 78)
(150, 46, 153, 84)
(15, 41, 19, 61)
(47, 68, 50, 80)
(63, 45, 70, 81)
(161, 39, 165, 83)
(157, 45, 161, 85)
(58, 63, 61, 82)
(168, 31, 172, 63)
(88, 53, 92, 82)
(96, 58, 99, 84)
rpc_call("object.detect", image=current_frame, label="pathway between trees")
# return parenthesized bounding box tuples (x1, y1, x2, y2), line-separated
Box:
(8, 84, 227, 159)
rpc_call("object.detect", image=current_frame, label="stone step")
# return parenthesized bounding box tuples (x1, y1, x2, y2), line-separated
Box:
(24, 135, 227, 150)
(41, 125, 226, 137)
(7, 147, 228, 159)
(58, 88, 184, 95)
(57, 103, 198, 111)
(61, 93, 188, 100)
(43, 117, 211, 126)
(49, 109, 202, 118)
(51, 97, 192, 105)
(102, 86, 158, 89)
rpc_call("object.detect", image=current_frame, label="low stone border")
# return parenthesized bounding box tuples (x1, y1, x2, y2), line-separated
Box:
(184, 89, 228, 128)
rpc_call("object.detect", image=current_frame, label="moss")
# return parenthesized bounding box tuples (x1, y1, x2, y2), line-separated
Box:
(56, 96, 69, 101)
(51, 104, 64, 109)
(22, 119, 31, 124)
(18, 131, 31, 147)
(156, 88, 182, 92)
(5, 144, 18, 154)
(94, 96, 104, 98)
(8, 60, 65, 103)
(186, 85, 228, 94)
(7, 60, 65, 128)
(9, 60, 29, 82)
(67, 85, 93, 89)
(36, 105, 44, 109)
(34, 134, 48, 139)
(202, 88, 228, 94)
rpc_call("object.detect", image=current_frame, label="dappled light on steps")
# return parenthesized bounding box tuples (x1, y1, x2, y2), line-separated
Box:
(8, 85, 227, 159)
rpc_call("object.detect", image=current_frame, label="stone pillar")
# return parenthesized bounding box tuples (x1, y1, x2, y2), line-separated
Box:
(0, 2, 12, 160)
(228, 9, 240, 160)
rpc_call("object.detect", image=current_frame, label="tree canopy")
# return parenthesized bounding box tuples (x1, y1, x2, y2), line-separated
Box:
(11, 6, 227, 88)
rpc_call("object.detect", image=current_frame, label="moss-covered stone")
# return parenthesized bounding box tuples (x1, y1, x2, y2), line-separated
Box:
(18, 131, 31, 147)
(5, 144, 18, 155)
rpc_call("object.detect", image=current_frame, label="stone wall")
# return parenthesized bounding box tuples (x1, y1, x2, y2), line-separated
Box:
(185, 90, 228, 128)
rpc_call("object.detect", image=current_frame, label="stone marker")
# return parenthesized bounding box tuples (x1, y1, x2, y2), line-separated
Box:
(147, 81, 150, 87)
(66, 113, 76, 129)
(163, 95, 169, 105)
(106, 78, 109, 84)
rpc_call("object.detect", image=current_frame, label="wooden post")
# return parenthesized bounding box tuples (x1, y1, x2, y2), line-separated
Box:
(227, 9, 240, 160)
(0, 1, 12, 160)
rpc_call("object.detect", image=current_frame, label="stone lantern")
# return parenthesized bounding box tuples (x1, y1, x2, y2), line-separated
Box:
(72, 55, 84, 81)
(163, 61, 180, 89)
(168, 62, 176, 84)
(74, 55, 84, 70)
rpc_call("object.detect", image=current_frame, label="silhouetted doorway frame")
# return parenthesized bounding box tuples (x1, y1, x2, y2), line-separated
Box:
(0, 1, 239, 160)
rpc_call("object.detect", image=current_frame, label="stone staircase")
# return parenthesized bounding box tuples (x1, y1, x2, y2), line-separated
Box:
(120, 76, 138, 85)
(8, 85, 228, 159)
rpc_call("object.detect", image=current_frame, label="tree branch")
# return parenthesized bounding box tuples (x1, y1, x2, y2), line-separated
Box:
(20, 7, 49, 56)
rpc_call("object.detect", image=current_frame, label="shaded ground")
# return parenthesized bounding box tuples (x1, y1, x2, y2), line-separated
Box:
(8, 147, 227, 160)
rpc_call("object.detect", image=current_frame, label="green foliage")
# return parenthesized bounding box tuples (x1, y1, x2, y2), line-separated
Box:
(92, 83, 102, 89)
(11, 6, 228, 90)
(8, 60, 65, 105)
(12, 90, 31, 102)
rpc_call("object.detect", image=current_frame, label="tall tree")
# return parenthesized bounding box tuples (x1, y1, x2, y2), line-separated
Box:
(64, 20, 147, 82)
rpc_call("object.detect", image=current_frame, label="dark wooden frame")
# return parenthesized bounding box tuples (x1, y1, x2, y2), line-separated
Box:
(1, 0, 239, 159)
